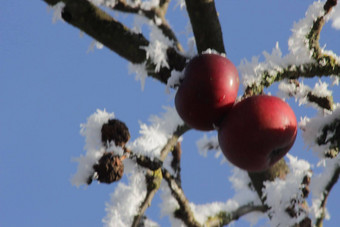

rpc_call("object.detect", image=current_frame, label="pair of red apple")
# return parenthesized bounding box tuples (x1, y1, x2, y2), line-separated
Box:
(175, 54, 297, 172)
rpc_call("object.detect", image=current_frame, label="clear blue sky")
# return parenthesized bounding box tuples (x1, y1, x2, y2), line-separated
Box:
(1, 1, 339, 226)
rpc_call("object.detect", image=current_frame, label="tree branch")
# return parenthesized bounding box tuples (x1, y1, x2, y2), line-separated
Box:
(131, 124, 190, 226)
(308, 0, 338, 61)
(316, 115, 340, 159)
(185, 0, 225, 54)
(170, 142, 182, 186)
(244, 61, 340, 98)
(244, 0, 339, 98)
(315, 164, 340, 227)
(282, 79, 334, 111)
(248, 159, 289, 202)
(112, 0, 183, 51)
(43, 0, 188, 84)
(132, 169, 162, 227)
(204, 204, 267, 227)
(244, 1, 339, 211)
(162, 168, 202, 227)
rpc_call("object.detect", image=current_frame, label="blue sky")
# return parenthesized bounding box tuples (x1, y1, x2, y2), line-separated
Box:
(1, 1, 339, 226)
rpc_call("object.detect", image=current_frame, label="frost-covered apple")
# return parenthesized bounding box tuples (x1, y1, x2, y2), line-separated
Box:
(218, 95, 297, 172)
(175, 54, 239, 131)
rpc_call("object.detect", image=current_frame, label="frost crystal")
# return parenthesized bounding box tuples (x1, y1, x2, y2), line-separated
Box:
(128, 106, 183, 159)
(71, 109, 115, 187)
(196, 134, 227, 164)
(87, 40, 104, 53)
(130, 11, 174, 89)
(166, 70, 184, 93)
(142, 40, 170, 72)
(300, 104, 340, 156)
(239, 2, 325, 88)
(141, 21, 173, 72)
(175, 0, 186, 10)
(128, 62, 148, 91)
(182, 168, 261, 226)
(103, 165, 147, 227)
(309, 157, 340, 222)
(140, 0, 160, 10)
(88, 0, 117, 7)
(278, 80, 332, 109)
(50, 2, 65, 23)
(160, 182, 186, 227)
(329, 4, 340, 30)
(201, 48, 226, 57)
(263, 154, 311, 227)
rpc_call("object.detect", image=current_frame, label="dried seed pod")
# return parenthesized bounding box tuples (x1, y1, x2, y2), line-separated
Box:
(101, 119, 130, 147)
(93, 152, 124, 184)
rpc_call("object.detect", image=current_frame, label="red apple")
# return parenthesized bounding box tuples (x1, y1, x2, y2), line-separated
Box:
(175, 54, 239, 131)
(218, 95, 297, 172)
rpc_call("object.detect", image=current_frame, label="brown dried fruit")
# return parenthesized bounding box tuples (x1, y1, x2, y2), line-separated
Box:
(93, 152, 124, 184)
(101, 119, 130, 147)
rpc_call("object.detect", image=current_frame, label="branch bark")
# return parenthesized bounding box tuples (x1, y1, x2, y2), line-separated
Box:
(315, 164, 340, 227)
(204, 204, 267, 227)
(44, 0, 188, 84)
(112, 0, 183, 51)
(282, 79, 334, 111)
(131, 124, 190, 226)
(162, 168, 202, 227)
(244, 0, 339, 98)
(185, 0, 225, 54)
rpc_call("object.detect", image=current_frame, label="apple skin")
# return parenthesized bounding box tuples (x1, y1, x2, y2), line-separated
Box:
(175, 54, 239, 131)
(218, 95, 297, 172)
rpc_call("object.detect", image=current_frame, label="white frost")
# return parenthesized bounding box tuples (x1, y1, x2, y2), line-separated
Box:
(128, 106, 183, 159)
(263, 154, 312, 227)
(196, 134, 227, 164)
(87, 40, 104, 53)
(166, 70, 184, 93)
(142, 40, 170, 72)
(175, 0, 186, 10)
(160, 182, 186, 227)
(189, 168, 262, 226)
(140, 0, 160, 11)
(278, 80, 332, 109)
(201, 48, 226, 57)
(128, 62, 148, 91)
(299, 104, 340, 157)
(329, 4, 340, 30)
(103, 164, 147, 227)
(309, 156, 340, 222)
(88, 0, 117, 7)
(239, 2, 325, 88)
(49, 2, 65, 23)
(130, 13, 174, 89)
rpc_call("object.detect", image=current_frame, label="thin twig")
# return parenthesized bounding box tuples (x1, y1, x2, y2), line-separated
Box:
(131, 169, 163, 227)
(204, 204, 267, 227)
(131, 124, 190, 226)
(162, 168, 202, 227)
(112, 0, 183, 51)
(244, 0, 339, 98)
(282, 79, 334, 111)
(315, 164, 340, 227)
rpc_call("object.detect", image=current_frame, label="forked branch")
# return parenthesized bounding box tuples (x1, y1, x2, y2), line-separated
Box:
(44, 0, 188, 84)
(244, 0, 339, 98)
